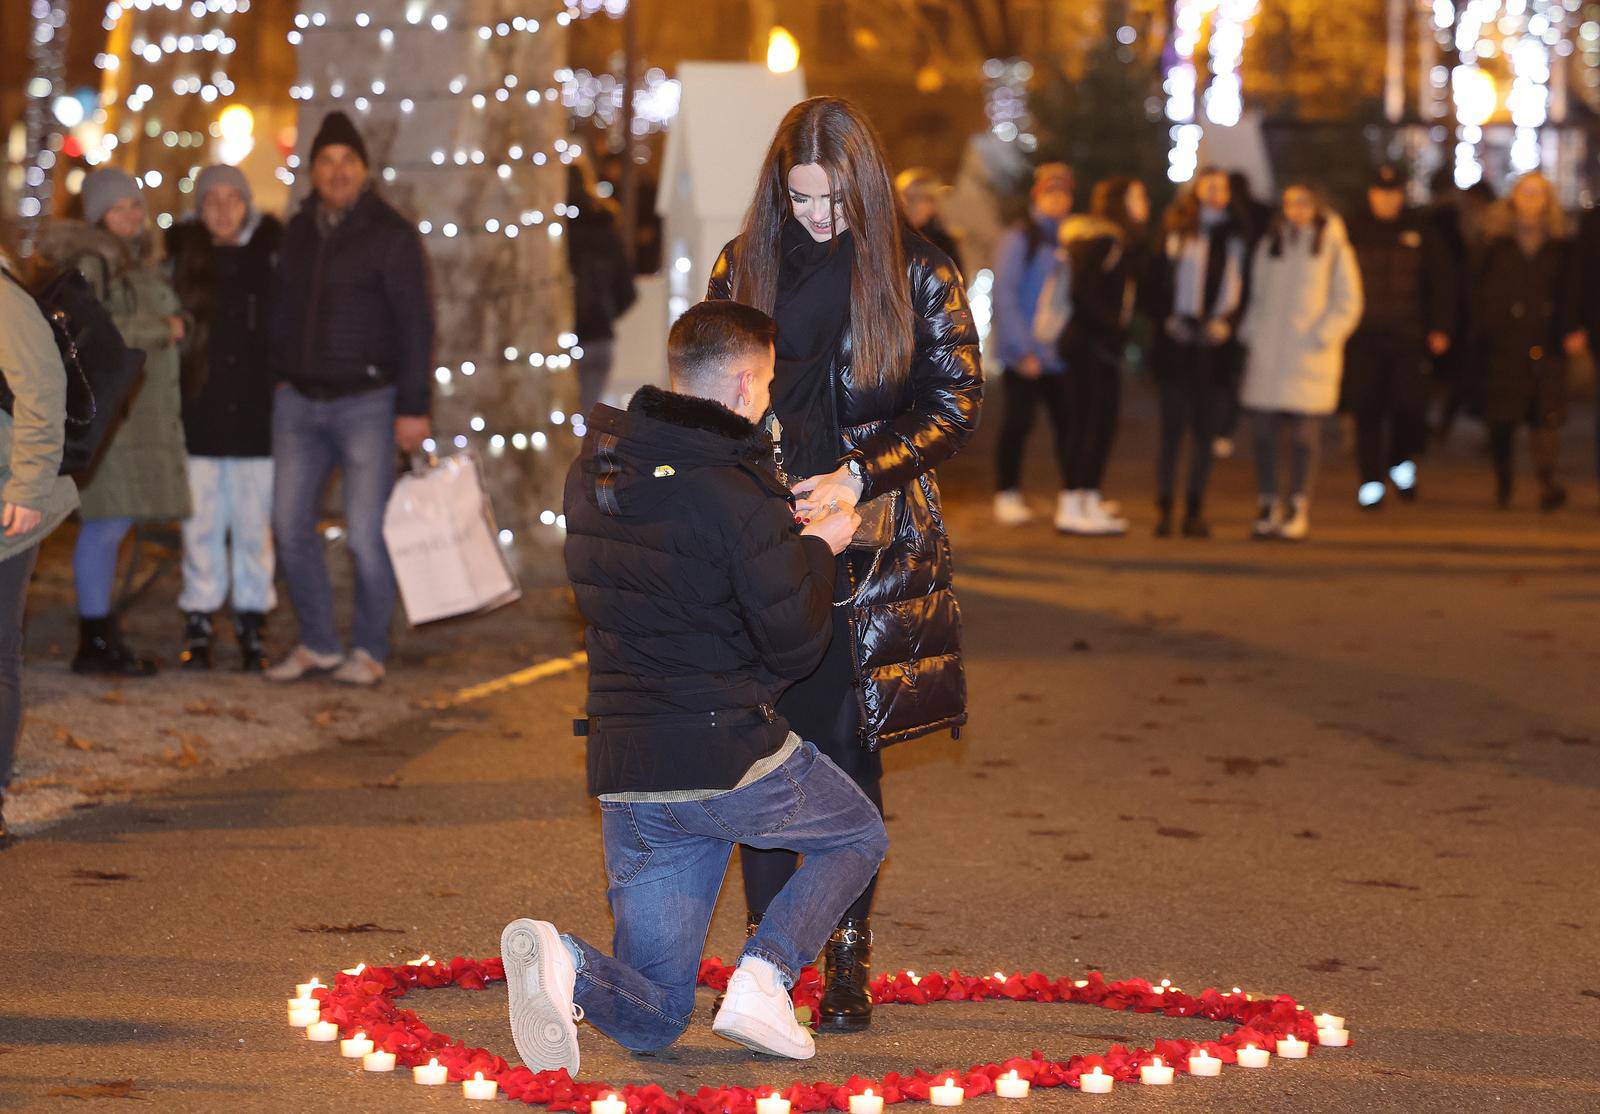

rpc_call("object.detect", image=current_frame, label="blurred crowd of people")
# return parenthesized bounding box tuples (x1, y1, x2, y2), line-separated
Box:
(981, 159, 1597, 539)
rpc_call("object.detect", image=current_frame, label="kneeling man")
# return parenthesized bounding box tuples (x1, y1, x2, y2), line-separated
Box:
(501, 300, 883, 1070)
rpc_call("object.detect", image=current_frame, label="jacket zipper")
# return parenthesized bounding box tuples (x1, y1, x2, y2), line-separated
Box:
(301, 220, 330, 386)
(825, 347, 876, 750)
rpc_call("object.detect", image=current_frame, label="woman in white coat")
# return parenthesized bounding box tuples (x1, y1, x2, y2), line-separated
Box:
(1239, 184, 1363, 540)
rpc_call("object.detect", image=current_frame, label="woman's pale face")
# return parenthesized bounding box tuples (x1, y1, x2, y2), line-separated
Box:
(1124, 182, 1150, 226)
(1282, 187, 1317, 228)
(201, 184, 248, 244)
(103, 195, 146, 241)
(787, 162, 846, 241)
(1195, 173, 1230, 211)
(1511, 178, 1550, 224)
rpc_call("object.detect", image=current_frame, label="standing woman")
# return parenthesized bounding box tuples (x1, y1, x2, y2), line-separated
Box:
(1472, 172, 1584, 510)
(1145, 167, 1249, 538)
(39, 169, 191, 675)
(567, 157, 637, 415)
(1238, 184, 1363, 540)
(1053, 176, 1151, 535)
(0, 247, 81, 847)
(708, 96, 982, 1032)
(167, 164, 282, 671)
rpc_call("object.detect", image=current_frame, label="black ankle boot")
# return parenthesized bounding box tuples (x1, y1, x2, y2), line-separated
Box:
(180, 612, 213, 670)
(1154, 498, 1174, 538)
(818, 916, 873, 1031)
(1181, 496, 1210, 538)
(72, 617, 159, 677)
(235, 611, 268, 672)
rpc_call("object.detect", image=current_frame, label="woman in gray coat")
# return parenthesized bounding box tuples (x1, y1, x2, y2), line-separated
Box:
(0, 247, 82, 847)
(39, 169, 191, 676)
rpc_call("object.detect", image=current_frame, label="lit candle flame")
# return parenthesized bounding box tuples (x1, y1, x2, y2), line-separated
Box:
(474, 1072, 485, 1082)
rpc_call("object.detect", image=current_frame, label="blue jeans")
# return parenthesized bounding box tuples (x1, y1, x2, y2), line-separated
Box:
(565, 740, 888, 1053)
(181, 457, 276, 613)
(73, 517, 132, 619)
(271, 385, 398, 661)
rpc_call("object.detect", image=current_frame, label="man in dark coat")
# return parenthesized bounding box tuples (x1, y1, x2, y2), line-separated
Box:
(497, 301, 884, 1071)
(1344, 164, 1456, 508)
(265, 111, 434, 687)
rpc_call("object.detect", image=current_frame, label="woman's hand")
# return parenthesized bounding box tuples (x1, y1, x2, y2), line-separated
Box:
(801, 505, 861, 555)
(3, 503, 42, 538)
(793, 464, 864, 519)
(167, 316, 187, 344)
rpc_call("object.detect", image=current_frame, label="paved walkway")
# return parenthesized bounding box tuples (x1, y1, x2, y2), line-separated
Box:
(2, 386, 1598, 1111)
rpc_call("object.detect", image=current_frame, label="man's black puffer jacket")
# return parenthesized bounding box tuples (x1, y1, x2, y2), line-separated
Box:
(708, 231, 982, 750)
(564, 385, 837, 796)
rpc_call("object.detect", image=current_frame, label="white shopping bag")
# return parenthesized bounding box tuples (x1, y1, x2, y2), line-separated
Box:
(383, 452, 522, 624)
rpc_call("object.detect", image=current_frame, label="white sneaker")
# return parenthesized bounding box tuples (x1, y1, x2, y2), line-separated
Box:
(993, 489, 1033, 526)
(1279, 495, 1310, 541)
(501, 918, 583, 1074)
(264, 645, 344, 683)
(331, 648, 386, 686)
(1053, 490, 1086, 533)
(1081, 491, 1129, 535)
(711, 957, 815, 1060)
(1251, 497, 1282, 539)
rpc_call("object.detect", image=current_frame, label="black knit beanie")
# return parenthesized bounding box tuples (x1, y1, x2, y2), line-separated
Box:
(310, 110, 368, 166)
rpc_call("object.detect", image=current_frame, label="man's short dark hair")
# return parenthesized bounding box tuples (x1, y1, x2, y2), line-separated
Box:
(668, 301, 777, 390)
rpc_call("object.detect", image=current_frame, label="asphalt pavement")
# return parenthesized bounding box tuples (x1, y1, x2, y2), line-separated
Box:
(2, 385, 1598, 1112)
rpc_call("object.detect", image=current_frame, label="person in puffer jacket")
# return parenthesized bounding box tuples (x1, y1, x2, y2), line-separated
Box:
(496, 300, 885, 1073)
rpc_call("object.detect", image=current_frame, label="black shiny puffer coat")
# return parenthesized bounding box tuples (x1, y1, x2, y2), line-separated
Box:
(708, 231, 983, 749)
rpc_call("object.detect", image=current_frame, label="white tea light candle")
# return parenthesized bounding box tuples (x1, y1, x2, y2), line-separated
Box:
(463, 1072, 498, 1100)
(1276, 1036, 1309, 1059)
(995, 1071, 1030, 1099)
(1317, 1027, 1350, 1047)
(929, 1079, 964, 1107)
(1236, 1045, 1271, 1068)
(1188, 1050, 1222, 1076)
(339, 1032, 374, 1058)
(362, 1050, 396, 1072)
(1079, 1067, 1113, 1094)
(305, 1020, 339, 1042)
(756, 1094, 791, 1114)
(591, 1094, 628, 1114)
(1139, 1058, 1175, 1085)
(413, 1058, 448, 1085)
(1312, 1013, 1344, 1030)
(848, 1089, 884, 1114)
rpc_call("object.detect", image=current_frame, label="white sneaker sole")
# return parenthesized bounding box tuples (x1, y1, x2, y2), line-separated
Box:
(712, 1001, 816, 1060)
(501, 918, 581, 1074)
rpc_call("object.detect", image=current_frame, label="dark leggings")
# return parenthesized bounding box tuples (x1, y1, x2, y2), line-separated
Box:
(1490, 420, 1561, 497)
(1062, 351, 1121, 491)
(1156, 359, 1226, 508)
(1349, 337, 1429, 485)
(0, 546, 40, 792)
(742, 577, 884, 923)
(995, 368, 1071, 491)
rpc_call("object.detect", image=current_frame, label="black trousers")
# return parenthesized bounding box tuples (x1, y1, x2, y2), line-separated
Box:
(1062, 350, 1121, 491)
(1490, 418, 1562, 499)
(995, 368, 1071, 491)
(1155, 351, 1227, 508)
(742, 561, 885, 924)
(1348, 334, 1429, 486)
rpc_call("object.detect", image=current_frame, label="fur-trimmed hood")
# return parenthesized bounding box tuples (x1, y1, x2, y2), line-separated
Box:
(577, 385, 778, 519)
(1057, 214, 1125, 247)
(34, 219, 149, 278)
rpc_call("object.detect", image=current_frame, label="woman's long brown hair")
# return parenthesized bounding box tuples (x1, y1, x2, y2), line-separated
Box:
(729, 96, 914, 391)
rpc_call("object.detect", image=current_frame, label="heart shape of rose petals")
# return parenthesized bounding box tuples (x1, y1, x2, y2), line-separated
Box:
(294, 956, 1350, 1107)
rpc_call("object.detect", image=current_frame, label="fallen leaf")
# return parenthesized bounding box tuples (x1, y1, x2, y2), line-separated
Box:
(295, 922, 405, 935)
(1026, 829, 1072, 837)
(430, 888, 463, 899)
(1304, 957, 1346, 973)
(45, 1079, 147, 1101)
(1207, 756, 1286, 776)
(1156, 826, 1203, 840)
(361, 778, 402, 791)
(70, 869, 134, 882)
(1013, 693, 1041, 704)
(1342, 878, 1421, 891)
(1293, 829, 1321, 840)
(1061, 852, 1093, 863)
(1580, 989, 1600, 1000)
(1070, 639, 1092, 652)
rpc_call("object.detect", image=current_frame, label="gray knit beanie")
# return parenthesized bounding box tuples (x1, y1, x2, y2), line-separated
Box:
(81, 167, 143, 227)
(194, 163, 253, 215)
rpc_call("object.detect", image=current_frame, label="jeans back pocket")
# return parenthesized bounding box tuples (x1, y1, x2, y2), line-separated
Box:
(598, 802, 654, 886)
